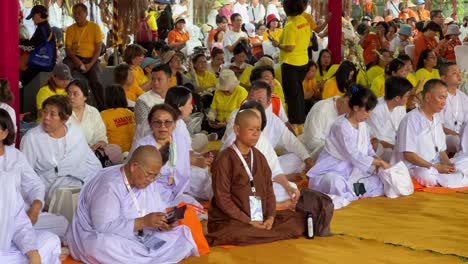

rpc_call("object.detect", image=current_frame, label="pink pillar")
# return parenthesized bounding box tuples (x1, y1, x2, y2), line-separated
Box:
(328, 0, 342, 64)
(0, 1, 20, 131)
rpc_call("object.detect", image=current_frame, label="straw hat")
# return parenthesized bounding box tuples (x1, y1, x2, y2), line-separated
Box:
(254, 56, 274, 68)
(212, 1, 222, 9)
(216, 69, 240, 92)
(162, 50, 185, 64)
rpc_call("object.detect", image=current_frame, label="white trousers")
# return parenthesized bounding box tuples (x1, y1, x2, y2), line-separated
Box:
(0, 231, 61, 264)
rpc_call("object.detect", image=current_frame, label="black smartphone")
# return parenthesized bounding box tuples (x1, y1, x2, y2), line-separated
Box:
(166, 205, 187, 224)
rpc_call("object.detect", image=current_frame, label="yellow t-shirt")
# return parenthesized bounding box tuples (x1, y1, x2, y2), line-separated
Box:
(126, 84, 145, 102)
(170, 74, 178, 88)
(191, 71, 217, 93)
(321, 64, 340, 82)
(302, 12, 317, 31)
(279, 15, 311, 66)
(100, 108, 135, 152)
(415, 68, 440, 88)
(65, 22, 103, 58)
(239, 65, 255, 87)
(36, 85, 67, 110)
(303, 78, 317, 99)
(211, 86, 248, 122)
(147, 10, 158, 31)
(263, 28, 283, 42)
(407, 72, 418, 88)
(322, 77, 344, 99)
(370, 74, 386, 98)
(366, 65, 384, 85)
(131, 66, 149, 87)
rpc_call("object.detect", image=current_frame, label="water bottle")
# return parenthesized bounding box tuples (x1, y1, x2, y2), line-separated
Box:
(305, 212, 314, 239)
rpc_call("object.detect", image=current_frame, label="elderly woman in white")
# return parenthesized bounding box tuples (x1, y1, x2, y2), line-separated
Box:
(20, 95, 102, 204)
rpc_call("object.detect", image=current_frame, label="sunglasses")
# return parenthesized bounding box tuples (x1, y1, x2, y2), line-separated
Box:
(151, 120, 174, 128)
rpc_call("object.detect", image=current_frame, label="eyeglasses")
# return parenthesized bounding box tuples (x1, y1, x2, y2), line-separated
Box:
(137, 164, 159, 180)
(151, 120, 174, 128)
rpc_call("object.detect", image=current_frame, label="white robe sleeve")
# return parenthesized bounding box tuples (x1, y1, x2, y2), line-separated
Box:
(19, 131, 38, 169)
(91, 108, 108, 144)
(19, 152, 46, 206)
(304, 108, 330, 157)
(397, 117, 419, 153)
(221, 110, 238, 144)
(277, 129, 310, 161)
(89, 186, 135, 238)
(13, 193, 37, 254)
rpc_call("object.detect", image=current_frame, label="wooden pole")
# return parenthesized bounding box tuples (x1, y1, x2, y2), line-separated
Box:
(112, 0, 119, 63)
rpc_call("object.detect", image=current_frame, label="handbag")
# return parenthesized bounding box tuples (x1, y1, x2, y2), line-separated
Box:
(27, 26, 55, 71)
(95, 147, 114, 167)
(378, 161, 413, 198)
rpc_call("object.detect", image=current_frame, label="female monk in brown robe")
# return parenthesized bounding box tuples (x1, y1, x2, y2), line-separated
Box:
(207, 109, 305, 246)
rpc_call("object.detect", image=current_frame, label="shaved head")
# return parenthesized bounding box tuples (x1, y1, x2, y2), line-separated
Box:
(128, 145, 163, 167)
(234, 109, 261, 127)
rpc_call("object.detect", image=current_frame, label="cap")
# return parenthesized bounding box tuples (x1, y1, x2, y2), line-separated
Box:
(362, 16, 371, 22)
(416, 0, 425, 5)
(26, 5, 48, 20)
(52, 63, 73, 80)
(156, 0, 171, 4)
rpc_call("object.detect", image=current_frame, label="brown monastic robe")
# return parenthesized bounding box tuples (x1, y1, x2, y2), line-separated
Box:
(207, 146, 305, 246)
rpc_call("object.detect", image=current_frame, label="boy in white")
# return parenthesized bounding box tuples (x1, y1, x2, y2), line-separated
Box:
(393, 79, 468, 188)
(367, 76, 412, 162)
(222, 13, 248, 64)
(439, 62, 468, 154)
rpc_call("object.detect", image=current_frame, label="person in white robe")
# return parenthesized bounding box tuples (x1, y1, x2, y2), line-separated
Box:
(233, 0, 250, 25)
(222, 100, 300, 209)
(223, 81, 314, 175)
(134, 64, 171, 143)
(307, 87, 389, 209)
(1, 115, 61, 263)
(66, 146, 198, 264)
(20, 95, 102, 205)
(393, 79, 468, 188)
(165, 87, 213, 201)
(367, 77, 412, 162)
(303, 95, 351, 160)
(439, 63, 468, 154)
(131, 104, 205, 213)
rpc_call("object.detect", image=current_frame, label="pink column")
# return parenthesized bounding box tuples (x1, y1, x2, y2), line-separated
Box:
(0, 1, 20, 130)
(328, 0, 342, 64)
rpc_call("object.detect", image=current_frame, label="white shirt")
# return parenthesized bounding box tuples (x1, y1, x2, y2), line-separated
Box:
(48, 2, 73, 29)
(70, 104, 108, 145)
(233, 2, 250, 24)
(394, 109, 447, 168)
(172, 4, 188, 20)
(0, 102, 16, 132)
(367, 97, 407, 145)
(460, 24, 468, 43)
(441, 89, 468, 133)
(222, 30, 248, 64)
(385, 0, 401, 19)
(389, 34, 410, 53)
(303, 96, 340, 160)
(266, 103, 288, 123)
(248, 3, 266, 24)
(266, 3, 280, 21)
(133, 90, 165, 143)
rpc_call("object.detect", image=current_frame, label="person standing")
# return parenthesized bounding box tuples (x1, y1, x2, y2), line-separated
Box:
(248, 0, 265, 25)
(48, 0, 73, 45)
(64, 3, 105, 110)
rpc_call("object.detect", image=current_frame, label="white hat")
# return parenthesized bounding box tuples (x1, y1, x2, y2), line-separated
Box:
(223, 0, 235, 5)
(216, 69, 240, 92)
(444, 17, 454, 25)
(446, 24, 461, 36)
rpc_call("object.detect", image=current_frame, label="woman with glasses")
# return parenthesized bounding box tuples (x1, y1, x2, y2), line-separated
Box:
(131, 103, 203, 208)
(415, 49, 440, 88)
(20, 95, 102, 206)
(123, 44, 152, 91)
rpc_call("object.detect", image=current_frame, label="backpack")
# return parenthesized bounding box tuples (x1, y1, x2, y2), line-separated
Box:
(28, 26, 55, 71)
(135, 15, 153, 43)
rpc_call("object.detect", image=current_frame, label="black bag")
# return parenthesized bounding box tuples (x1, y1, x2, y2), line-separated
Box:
(310, 32, 319, 52)
(95, 147, 113, 167)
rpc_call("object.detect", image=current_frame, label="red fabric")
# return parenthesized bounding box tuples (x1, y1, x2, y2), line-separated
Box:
(271, 95, 281, 117)
(0, 0, 19, 142)
(328, 0, 342, 64)
(412, 177, 468, 193)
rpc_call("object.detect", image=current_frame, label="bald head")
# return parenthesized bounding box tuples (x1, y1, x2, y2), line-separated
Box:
(234, 109, 261, 127)
(128, 145, 163, 167)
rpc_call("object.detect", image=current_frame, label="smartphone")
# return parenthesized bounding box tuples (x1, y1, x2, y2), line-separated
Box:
(166, 205, 187, 224)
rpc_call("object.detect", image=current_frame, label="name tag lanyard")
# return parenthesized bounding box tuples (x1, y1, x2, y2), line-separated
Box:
(48, 125, 68, 176)
(430, 120, 439, 153)
(121, 167, 146, 239)
(448, 94, 460, 128)
(231, 144, 257, 196)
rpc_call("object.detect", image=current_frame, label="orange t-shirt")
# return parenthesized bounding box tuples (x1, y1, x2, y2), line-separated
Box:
(362, 33, 382, 65)
(100, 108, 135, 152)
(208, 28, 220, 46)
(413, 34, 438, 65)
(399, 10, 417, 20)
(168, 29, 190, 44)
(415, 9, 430, 22)
(249, 36, 263, 57)
(438, 38, 462, 62)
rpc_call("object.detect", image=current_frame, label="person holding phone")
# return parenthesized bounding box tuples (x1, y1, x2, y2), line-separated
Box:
(66, 146, 199, 263)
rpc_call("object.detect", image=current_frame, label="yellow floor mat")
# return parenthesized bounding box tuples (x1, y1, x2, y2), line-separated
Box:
(181, 235, 464, 264)
(332, 192, 468, 258)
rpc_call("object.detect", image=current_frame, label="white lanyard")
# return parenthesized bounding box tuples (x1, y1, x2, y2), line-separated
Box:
(231, 144, 256, 195)
(121, 167, 145, 217)
(448, 93, 460, 127)
(48, 125, 68, 175)
(429, 119, 439, 153)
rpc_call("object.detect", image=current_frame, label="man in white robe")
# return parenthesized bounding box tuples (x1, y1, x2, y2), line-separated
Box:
(223, 81, 314, 174)
(393, 79, 468, 188)
(303, 95, 351, 160)
(233, 0, 250, 25)
(66, 146, 198, 263)
(133, 64, 171, 143)
(367, 77, 412, 162)
(0, 156, 61, 264)
(439, 62, 468, 154)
